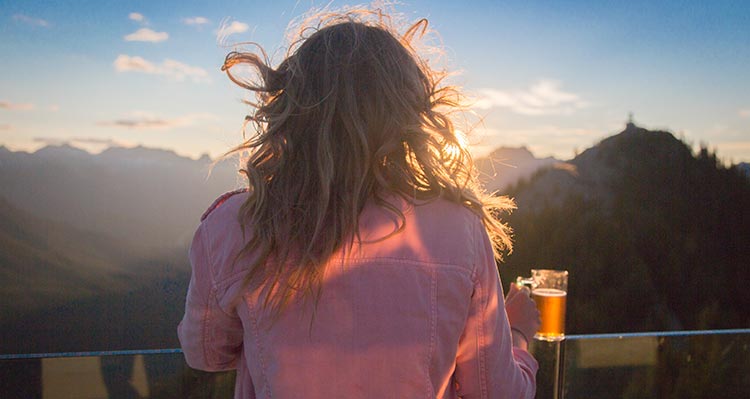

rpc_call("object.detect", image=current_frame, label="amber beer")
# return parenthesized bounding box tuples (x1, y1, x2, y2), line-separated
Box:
(516, 269, 568, 341)
(531, 288, 567, 341)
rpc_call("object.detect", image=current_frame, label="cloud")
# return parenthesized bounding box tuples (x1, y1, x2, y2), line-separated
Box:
(0, 100, 35, 111)
(13, 14, 49, 27)
(216, 19, 249, 42)
(97, 112, 217, 130)
(124, 28, 168, 43)
(129, 12, 144, 22)
(0, 124, 11, 130)
(114, 55, 158, 73)
(739, 109, 750, 118)
(33, 137, 124, 151)
(99, 118, 172, 129)
(113, 55, 209, 82)
(74, 137, 122, 146)
(183, 16, 210, 26)
(474, 80, 589, 116)
(48, 105, 60, 112)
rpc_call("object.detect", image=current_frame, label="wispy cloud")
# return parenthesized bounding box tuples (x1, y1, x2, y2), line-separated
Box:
(183, 16, 210, 26)
(34, 137, 119, 146)
(13, 14, 49, 27)
(99, 118, 172, 129)
(216, 19, 249, 42)
(474, 80, 589, 116)
(33, 137, 123, 152)
(129, 12, 145, 22)
(739, 108, 750, 118)
(97, 112, 217, 130)
(0, 100, 35, 111)
(113, 55, 209, 82)
(124, 28, 168, 43)
(114, 55, 159, 73)
(75, 137, 120, 146)
(0, 124, 11, 130)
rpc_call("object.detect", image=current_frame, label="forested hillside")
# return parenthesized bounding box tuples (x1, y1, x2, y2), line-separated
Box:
(0, 197, 135, 321)
(500, 123, 750, 334)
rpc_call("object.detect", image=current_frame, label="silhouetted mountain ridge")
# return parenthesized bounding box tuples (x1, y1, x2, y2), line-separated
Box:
(33, 143, 91, 159)
(502, 123, 750, 333)
(98, 145, 202, 165)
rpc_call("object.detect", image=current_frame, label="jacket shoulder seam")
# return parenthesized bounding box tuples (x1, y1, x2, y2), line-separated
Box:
(201, 188, 249, 221)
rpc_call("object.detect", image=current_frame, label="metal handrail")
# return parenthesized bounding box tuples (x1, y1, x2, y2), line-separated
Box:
(0, 348, 183, 360)
(2, 328, 749, 361)
(566, 328, 750, 340)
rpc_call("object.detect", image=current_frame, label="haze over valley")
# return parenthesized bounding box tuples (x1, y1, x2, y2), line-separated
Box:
(1, 123, 748, 354)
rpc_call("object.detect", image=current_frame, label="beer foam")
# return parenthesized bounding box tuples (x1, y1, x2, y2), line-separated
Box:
(532, 288, 566, 296)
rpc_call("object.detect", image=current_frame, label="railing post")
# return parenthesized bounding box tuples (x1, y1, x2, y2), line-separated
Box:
(530, 339, 566, 399)
(553, 339, 566, 399)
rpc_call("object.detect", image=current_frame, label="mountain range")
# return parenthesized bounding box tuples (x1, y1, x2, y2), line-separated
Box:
(0, 142, 561, 253)
(0, 140, 558, 351)
(1, 123, 748, 353)
(0, 144, 240, 251)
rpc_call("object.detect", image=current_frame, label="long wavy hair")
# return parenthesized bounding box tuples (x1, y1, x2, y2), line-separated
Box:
(222, 9, 514, 317)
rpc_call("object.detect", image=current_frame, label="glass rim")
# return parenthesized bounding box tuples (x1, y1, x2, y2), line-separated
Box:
(531, 269, 569, 276)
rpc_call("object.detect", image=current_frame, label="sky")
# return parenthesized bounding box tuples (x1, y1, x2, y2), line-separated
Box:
(1, 0, 749, 162)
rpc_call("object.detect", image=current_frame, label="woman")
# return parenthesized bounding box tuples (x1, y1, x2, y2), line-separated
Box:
(179, 8, 540, 398)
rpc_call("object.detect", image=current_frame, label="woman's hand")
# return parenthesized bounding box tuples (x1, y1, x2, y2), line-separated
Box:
(505, 283, 541, 349)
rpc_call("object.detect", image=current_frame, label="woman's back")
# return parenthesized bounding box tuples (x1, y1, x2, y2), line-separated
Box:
(180, 192, 537, 398)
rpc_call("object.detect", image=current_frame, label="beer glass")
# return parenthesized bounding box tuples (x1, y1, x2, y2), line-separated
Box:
(516, 269, 568, 341)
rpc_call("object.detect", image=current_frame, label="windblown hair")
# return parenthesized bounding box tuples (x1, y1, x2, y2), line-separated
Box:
(222, 9, 514, 316)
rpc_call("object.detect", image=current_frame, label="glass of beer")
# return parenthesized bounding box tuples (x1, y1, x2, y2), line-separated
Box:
(516, 269, 568, 341)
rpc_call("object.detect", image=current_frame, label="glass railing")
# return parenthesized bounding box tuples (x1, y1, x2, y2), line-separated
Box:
(1, 329, 748, 398)
(0, 349, 235, 398)
(532, 329, 750, 399)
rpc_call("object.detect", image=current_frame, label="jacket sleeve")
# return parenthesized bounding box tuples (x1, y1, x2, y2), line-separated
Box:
(178, 222, 244, 371)
(453, 221, 538, 399)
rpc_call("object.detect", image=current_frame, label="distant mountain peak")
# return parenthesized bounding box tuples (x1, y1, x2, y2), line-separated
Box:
(34, 144, 91, 158)
(476, 146, 559, 192)
(573, 123, 690, 171)
(98, 145, 192, 164)
(487, 146, 537, 162)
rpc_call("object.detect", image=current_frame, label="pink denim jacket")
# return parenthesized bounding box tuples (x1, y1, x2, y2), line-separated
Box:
(178, 191, 538, 398)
